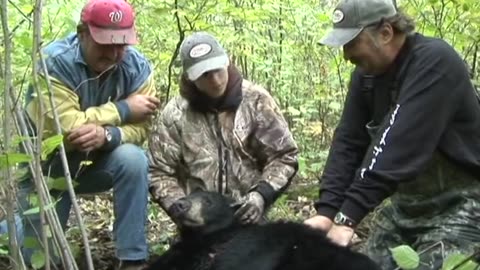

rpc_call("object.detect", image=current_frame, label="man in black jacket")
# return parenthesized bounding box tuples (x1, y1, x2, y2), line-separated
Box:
(305, 0, 480, 268)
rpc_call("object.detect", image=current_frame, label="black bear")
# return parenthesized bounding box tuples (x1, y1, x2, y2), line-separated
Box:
(146, 191, 381, 270)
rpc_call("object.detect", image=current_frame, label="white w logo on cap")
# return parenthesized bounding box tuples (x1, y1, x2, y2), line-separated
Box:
(109, 11, 123, 23)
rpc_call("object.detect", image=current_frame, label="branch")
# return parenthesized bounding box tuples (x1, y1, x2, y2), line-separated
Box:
(31, 0, 81, 268)
(8, 9, 34, 41)
(36, 17, 96, 270)
(329, 48, 345, 96)
(8, 90, 73, 270)
(473, 43, 478, 79)
(13, 60, 32, 110)
(165, 0, 185, 102)
(0, 0, 26, 267)
(31, 1, 51, 269)
(7, 0, 32, 22)
(191, 0, 209, 25)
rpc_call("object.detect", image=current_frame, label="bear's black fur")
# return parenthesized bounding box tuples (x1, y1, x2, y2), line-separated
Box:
(146, 191, 381, 270)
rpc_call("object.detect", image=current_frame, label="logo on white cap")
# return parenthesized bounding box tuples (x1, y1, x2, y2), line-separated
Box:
(332, 9, 344, 23)
(189, 43, 212, 58)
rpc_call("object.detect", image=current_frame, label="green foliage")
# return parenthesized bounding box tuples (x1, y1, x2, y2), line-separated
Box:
(0, 234, 8, 255)
(0, 153, 31, 170)
(31, 249, 46, 269)
(22, 199, 58, 216)
(150, 242, 170, 256)
(442, 253, 479, 270)
(390, 244, 480, 270)
(46, 176, 79, 191)
(41, 134, 63, 160)
(390, 245, 420, 269)
(23, 236, 40, 249)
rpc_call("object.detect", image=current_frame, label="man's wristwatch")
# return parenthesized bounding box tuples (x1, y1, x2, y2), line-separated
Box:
(104, 126, 113, 143)
(333, 212, 356, 228)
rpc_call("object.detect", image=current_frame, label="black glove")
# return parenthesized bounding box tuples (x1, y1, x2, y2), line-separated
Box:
(234, 191, 265, 224)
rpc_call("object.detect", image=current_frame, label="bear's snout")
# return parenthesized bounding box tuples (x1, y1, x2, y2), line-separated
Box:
(170, 198, 192, 217)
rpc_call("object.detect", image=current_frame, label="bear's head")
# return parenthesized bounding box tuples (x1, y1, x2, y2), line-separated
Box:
(168, 191, 241, 236)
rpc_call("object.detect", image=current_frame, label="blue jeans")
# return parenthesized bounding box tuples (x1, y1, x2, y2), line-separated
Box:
(17, 144, 149, 264)
(0, 213, 24, 245)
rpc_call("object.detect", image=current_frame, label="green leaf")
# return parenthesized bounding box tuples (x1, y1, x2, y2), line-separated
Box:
(442, 253, 479, 270)
(47, 177, 78, 190)
(390, 245, 420, 270)
(23, 236, 40, 249)
(27, 193, 39, 208)
(80, 160, 93, 167)
(41, 134, 63, 160)
(0, 234, 8, 245)
(11, 135, 30, 146)
(69, 242, 81, 258)
(0, 247, 8, 255)
(0, 153, 32, 169)
(31, 250, 46, 269)
(47, 177, 67, 191)
(40, 135, 63, 158)
(22, 200, 58, 216)
(14, 167, 30, 182)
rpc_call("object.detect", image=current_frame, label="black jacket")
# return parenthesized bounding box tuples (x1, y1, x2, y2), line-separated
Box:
(315, 33, 480, 223)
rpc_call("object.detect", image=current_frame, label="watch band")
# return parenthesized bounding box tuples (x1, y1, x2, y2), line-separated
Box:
(333, 212, 356, 228)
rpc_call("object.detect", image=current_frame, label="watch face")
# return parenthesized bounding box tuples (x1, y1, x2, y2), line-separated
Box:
(334, 214, 343, 224)
(105, 129, 112, 141)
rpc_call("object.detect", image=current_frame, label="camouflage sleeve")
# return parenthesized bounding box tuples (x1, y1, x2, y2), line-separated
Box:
(250, 91, 299, 207)
(147, 99, 186, 212)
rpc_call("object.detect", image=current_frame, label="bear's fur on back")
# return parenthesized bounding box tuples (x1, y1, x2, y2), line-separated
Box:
(146, 191, 381, 270)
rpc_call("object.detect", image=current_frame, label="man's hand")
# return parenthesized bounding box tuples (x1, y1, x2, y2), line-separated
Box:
(304, 215, 334, 232)
(234, 191, 265, 224)
(67, 124, 106, 152)
(125, 94, 160, 123)
(326, 224, 355, 247)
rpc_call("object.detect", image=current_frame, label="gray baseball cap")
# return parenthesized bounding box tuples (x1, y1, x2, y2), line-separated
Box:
(320, 0, 397, 47)
(180, 32, 229, 81)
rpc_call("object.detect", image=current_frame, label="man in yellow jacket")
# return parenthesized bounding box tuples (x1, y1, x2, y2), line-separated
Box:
(18, 0, 160, 269)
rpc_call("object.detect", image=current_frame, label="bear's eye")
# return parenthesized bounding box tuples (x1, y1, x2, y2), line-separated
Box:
(203, 197, 213, 207)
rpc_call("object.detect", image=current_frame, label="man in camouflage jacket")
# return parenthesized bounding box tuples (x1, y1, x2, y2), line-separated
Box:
(148, 32, 298, 224)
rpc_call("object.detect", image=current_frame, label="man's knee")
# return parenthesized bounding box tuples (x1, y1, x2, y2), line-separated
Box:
(109, 144, 148, 174)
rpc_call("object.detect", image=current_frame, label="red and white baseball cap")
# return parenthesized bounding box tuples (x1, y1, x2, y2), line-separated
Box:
(80, 0, 138, 45)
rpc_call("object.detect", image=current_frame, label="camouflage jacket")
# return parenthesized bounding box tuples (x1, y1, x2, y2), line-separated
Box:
(148, 67, 298, 213)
